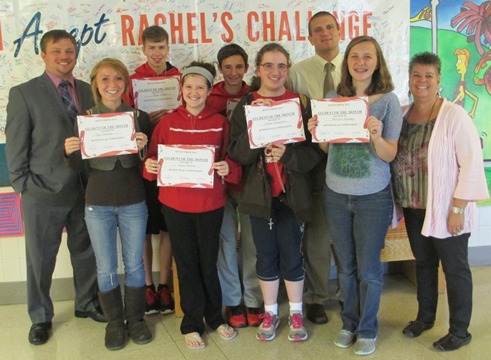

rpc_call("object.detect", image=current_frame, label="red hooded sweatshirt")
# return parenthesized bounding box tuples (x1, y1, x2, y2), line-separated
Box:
(143, 105, 242, 213)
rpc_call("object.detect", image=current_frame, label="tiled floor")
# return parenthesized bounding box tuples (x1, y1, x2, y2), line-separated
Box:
(1, 266, 490, 360)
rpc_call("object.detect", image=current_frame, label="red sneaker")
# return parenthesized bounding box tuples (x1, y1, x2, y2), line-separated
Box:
(157, 284, 175, 314)
(144, 285, 159, 315)
(247, 307, 264, 327)
(226, 306, 247, 328)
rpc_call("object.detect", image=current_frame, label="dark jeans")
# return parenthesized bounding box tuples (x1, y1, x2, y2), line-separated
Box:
(162, 205, 224, 335)
(403, 207, 472, 338)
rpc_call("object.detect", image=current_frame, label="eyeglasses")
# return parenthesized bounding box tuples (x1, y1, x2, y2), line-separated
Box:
(259, 63, 288, 73)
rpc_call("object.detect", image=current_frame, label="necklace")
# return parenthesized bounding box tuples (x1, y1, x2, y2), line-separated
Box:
(407, 97, 438, 125)
(426, 97, 438, 122)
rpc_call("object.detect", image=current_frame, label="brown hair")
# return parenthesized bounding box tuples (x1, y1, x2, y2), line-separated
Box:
(250, 43, 291, 92)
(337, 36, 394, 96)
(40, 29, 76, 53)
(142, 25, 169, 44)
(308, 11, 340, 36)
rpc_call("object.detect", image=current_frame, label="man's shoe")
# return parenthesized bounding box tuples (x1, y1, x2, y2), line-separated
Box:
(226, 305, 247, 328)
(305, 303, 328, 324)
(157, 284, 175, 314)
(144, 285, 159, 315)
(28, 322, 52, 345)
(75, 306, 106, 323)
(433, 333, 472, 351)
(402, 320, 434, 338)
(247, 307, 264, 327)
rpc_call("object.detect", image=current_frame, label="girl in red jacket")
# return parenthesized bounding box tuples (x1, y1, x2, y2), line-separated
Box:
(143, 61, 241, 349)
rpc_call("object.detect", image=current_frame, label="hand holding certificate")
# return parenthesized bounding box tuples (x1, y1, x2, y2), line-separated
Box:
(310, 97, 369, 143)
(77, 111, 138, 159)
(157, 144, 215, 188)
(132, 76, 182, 114)
(244, 98, 305, 149)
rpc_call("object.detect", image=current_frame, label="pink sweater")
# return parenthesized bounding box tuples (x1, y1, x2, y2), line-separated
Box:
(402, 98, 489, 239)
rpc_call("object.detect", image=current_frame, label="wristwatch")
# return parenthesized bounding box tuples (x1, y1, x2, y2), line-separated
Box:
(451, 206, 465, 214)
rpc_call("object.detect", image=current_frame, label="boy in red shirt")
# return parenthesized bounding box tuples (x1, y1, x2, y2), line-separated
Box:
(125, 25, 181, 315)
(209, 44, 264, 328)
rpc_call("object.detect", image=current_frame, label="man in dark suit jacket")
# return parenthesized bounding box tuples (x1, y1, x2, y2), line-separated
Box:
(5, 29, 105, 345)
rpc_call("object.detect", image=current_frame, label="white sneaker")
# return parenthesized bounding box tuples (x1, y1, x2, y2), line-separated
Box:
(354, 338, 377, 355)
(334, 329, 356, 348)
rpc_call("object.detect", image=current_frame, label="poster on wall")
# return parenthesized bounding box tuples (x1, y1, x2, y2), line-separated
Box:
(410, 0, 491, 160)
(0, 0, 410, 147)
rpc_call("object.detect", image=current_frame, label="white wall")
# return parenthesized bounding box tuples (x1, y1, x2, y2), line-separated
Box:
(1, 184, 491, 283)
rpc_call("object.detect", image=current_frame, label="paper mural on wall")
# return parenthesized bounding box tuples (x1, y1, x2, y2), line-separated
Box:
(0, 0, 410, 147)
(410, 0, 491, 160)
(0, 192, 24, 238)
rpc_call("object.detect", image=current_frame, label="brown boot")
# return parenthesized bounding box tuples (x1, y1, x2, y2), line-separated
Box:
(98, 286, 128, 350)
(124, 286, 152, 345)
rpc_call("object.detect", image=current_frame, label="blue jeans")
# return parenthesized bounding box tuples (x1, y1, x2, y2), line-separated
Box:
(323, 185, 392, 339)
(217, 196, 262, 307)
(85, 201, 147, 292)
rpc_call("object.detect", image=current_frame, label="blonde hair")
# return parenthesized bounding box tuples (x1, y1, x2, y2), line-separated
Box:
(90, 58, 130, 106)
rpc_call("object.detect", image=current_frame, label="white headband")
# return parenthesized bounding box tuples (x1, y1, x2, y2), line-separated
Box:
(182, 66, 215, 86)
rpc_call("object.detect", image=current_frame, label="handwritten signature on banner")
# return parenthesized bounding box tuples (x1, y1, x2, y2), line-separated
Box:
(0, 1, 409, 143)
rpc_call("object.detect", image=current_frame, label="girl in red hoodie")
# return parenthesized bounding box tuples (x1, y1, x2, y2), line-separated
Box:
(143, 61, 241, 349)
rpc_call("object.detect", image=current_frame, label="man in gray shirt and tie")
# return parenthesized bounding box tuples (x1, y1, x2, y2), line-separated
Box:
(288, 11, 343, 325)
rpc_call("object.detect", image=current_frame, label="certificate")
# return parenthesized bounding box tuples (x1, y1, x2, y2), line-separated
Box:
(77, 111, 137, 159)
(244, 98, 305, 149)
(132, 76, 182, 113)
(310, 97, 369, 143)
(157, 144, 215, 188)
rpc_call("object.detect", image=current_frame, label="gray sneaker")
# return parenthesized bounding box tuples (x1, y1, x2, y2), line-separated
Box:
(354, 338, 377, 355)
(334, 329, 356, 348)
(288, 313, 308, 342)
(256, 312, 280, 341)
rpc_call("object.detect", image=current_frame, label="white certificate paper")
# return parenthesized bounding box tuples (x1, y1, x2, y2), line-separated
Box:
(244, 98, 305, 149)
(132, 76, 181, 113)
(157, 144, 215, 188)
(77, 111, 137, 159)
(310, 97, 369, 143)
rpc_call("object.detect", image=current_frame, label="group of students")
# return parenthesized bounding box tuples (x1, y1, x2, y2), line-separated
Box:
(6, 10, 488, 356)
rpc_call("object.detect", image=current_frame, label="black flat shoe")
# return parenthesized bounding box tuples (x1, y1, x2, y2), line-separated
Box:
(28, 322, 52, 345)
(433, 333, 472, 351)
(402, 320, 434, 338)
(75, 306, 107, 323)
(305, 303, 328, 325)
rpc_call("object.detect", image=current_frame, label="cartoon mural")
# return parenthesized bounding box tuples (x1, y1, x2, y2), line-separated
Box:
(410, 0, 491, 159)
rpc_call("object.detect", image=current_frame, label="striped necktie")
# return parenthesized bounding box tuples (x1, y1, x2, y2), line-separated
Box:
(59, 80, 78, 120)
(323, 62, 334, 97)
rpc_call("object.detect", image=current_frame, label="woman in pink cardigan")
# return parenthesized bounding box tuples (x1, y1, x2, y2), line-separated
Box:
(392, 52, 489, 352)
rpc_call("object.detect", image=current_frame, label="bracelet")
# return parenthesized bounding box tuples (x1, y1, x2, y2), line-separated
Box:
(451, 206, 465, 215)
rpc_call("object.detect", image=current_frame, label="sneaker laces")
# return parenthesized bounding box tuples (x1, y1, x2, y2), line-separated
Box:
(290, 313, 303, 329)
(259, 312, 274, 328)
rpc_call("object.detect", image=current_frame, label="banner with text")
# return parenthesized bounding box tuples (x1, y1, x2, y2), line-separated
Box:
(0, 0, 409, 142)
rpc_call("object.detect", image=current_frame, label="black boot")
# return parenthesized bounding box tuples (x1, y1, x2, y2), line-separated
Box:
(124, 286, 152, 345)
(98, 286, 128, 351)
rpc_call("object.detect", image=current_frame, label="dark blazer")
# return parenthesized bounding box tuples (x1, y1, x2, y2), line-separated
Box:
(5, 72, 93, 205)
